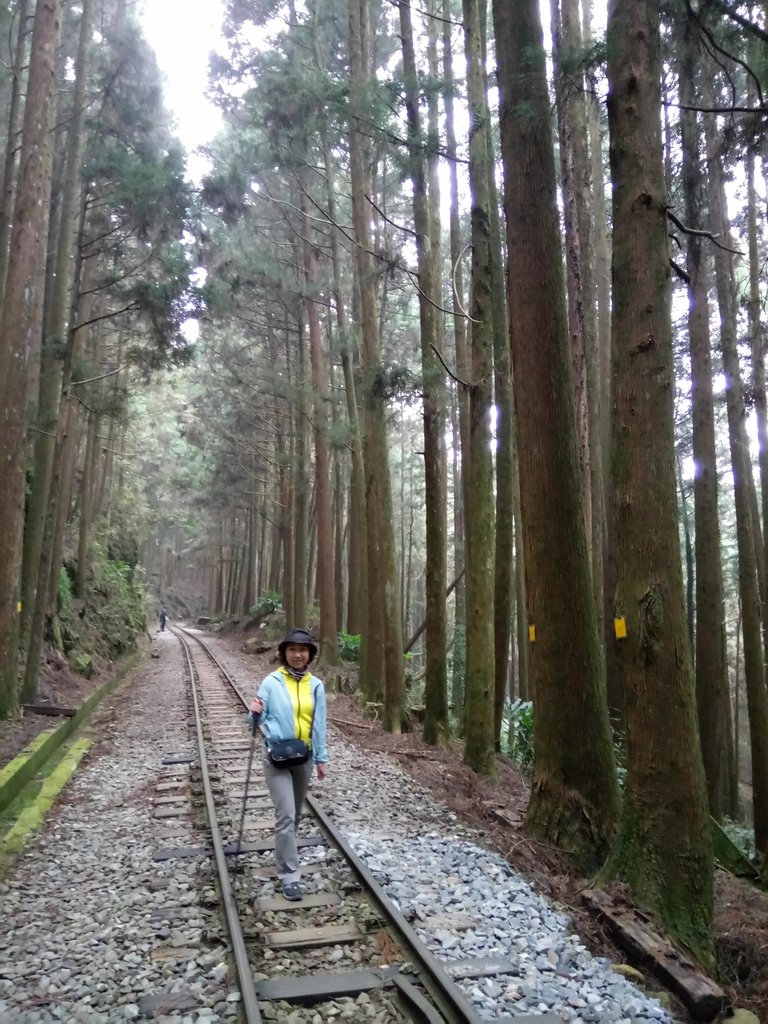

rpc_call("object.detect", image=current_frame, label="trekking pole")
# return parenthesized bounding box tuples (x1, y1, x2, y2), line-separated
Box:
(236, 712, 259, 856)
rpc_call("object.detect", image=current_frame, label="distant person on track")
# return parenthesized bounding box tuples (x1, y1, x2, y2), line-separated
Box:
(159, 606, 167, 631)
(248, 627, 328, 902)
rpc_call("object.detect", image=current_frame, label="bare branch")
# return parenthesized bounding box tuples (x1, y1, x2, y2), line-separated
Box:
(666, 208, 743, 255)
(430, 342, 476, 388)
(70, 365, 123, 387)
(366, 193, 418, 238)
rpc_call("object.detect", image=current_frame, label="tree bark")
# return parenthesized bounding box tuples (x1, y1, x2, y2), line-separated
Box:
(494, 0, 618, 862)
(703, 86, 768, 856)
(443, 0, 469, 725)
(20, 0, 93, 692)
(321, 142, 366, 638)
(461, 0, 496, 777)
(676, 10, 727, 821)
(600, 0, 714, 967)
(292, 320, 309, 628)
(0, 0, 61, 718)
(302, 194, 338, 662)
(348, 0, 403, 723)
(397, 0, 448, 745)
(0, 0, 31, 309)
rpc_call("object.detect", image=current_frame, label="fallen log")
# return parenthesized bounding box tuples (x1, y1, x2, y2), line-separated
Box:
(582, 889, 729, 1021)
(328, 716, 374, 730)
(22, 703, 76, 718)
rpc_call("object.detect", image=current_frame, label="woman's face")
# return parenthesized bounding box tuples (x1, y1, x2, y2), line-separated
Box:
(285, 643, 311, 671)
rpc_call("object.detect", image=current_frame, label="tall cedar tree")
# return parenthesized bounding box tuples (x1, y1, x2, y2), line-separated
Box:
(302, 191, 339, 664)
(493, 0, 619, 861)
(21, 0, 94, 701)
(397, 0, 449, 744)
(461, 0, 496, 777)
(0, 0, 61, 718)
(675, 9, 727, 819)
(347, 0, 404, 727)
(600, 0, 714, 966)
(702, 75, 768, 853)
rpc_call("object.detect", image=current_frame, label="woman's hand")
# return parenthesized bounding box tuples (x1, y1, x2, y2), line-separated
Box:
(250, 698, 264, 715)
(316, 763, 327, 780)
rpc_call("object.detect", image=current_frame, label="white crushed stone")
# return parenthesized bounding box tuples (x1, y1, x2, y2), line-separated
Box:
(0, 633, 677, 1022)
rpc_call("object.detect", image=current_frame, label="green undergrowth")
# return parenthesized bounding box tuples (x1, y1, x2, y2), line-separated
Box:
(55, 555, 147, 676)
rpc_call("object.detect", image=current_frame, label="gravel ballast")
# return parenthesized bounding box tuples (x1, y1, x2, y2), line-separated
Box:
(0, 634, 677, 1022)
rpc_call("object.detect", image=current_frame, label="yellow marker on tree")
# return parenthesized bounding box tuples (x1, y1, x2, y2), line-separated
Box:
(614, 616, 627, 640)
(528, 624, 536, 643)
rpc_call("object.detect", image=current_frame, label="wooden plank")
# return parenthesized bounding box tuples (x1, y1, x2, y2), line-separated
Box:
(150, 945, 201, 962)
(154, 835, 325, 862)
(263, 922, 361, 949)
(155, 781, 189, 792)
(152, 795, 190, 806)
(255, 967, 396, 1002)
(153, 806, 192, 819)
(153, 826, 196, 840)
(22, 703, 76, 718)
(256, 891, 341, 912)
(251, 862, 324, 880)
(230, 795, 273, 807)
(237, 817, 275, 832)
(582, 889, 729, 1020)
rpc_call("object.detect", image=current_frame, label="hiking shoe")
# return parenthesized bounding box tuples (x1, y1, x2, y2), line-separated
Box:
(282, 881, 303, 901)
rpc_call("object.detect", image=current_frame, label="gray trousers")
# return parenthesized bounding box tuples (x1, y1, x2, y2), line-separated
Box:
(263, 756, 314, 883)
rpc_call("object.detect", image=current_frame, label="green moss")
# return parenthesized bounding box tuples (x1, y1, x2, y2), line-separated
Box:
(0, 728, 60, 811)
(0, 739, 91, 873)
(598, 799, 715, 971)
(68, 651, 93, 677)
(0, 650, 140, 816)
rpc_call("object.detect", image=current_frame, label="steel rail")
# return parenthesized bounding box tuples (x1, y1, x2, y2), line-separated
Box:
(175, 629, 262, 1024)
(176, 628, 554, 1024)
(307, 794, 488, 1024)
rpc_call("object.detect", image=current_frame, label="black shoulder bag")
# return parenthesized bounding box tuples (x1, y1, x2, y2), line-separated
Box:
(267, 689, 316, 768)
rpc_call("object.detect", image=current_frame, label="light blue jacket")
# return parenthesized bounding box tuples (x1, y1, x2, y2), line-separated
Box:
(248, 669, 329, 764)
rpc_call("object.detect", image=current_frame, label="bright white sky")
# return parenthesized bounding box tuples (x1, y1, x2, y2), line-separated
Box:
(140, 1, 607, 177)
(140, 0, 226, 164)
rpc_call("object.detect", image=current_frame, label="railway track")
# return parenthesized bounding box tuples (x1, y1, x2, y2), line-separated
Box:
(167, 625, 558, 1024)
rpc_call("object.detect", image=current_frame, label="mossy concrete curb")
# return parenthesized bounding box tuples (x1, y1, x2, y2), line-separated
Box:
(0, 738, 92, 869)
(0, 650, 141, 816)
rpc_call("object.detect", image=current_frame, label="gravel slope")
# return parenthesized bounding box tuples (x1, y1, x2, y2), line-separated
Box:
(0, 633, 676, 1022)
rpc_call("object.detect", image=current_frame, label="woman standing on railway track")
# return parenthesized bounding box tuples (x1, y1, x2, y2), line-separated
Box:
(248, 627, 328, 902)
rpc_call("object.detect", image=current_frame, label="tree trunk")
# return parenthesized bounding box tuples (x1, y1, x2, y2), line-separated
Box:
(461, 0, 496, 777)
(600, 0, 713, 967)
(322, 142, 366, 638)
(76, 407, 98, 598)
(494, 0, 618, 862)
(302, 197, 338, 661)
(397, 0, 448, 745)
(443, 0, 468, 724)
(292, 322, 309, 628)
(676, 10, 727, 821)
(20, 0, 92, 686)
(348, 0, 403, 721)
(551, 0, 591, 546)
(0, 0, 31, 309)
(481, 2, 514, 750)
(703, 89, 768, 856)
(746, 115, 768, 645)
(0, 0, 61, 718)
